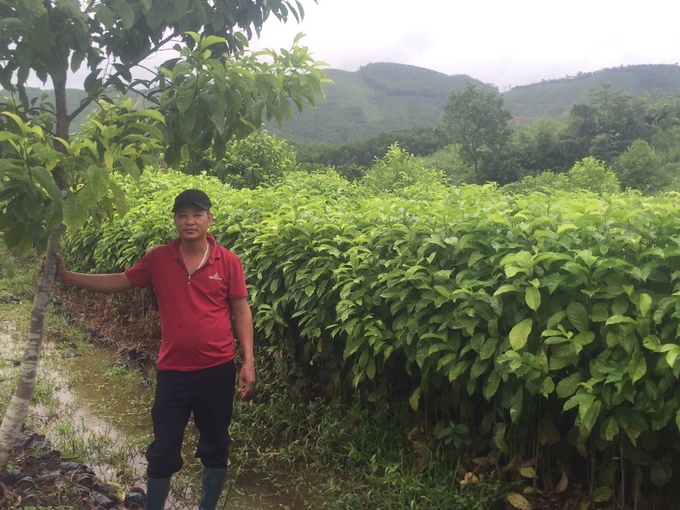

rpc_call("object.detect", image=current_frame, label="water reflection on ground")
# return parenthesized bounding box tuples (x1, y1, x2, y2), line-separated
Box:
(6, 323, 309, 509)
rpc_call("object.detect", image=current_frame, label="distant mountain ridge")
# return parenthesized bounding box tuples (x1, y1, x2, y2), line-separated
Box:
(4, 62, 680, 145)
(267, 63, 680, 143)
(503, 63, 680, 123)
(263, 63, 494, 144)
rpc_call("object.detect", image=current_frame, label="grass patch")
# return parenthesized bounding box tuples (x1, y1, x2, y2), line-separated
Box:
(228, 351, 511, 509)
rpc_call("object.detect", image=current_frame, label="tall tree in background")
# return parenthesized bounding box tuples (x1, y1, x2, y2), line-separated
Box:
(0, 0, 326, 473)
(443, 84, 512, 182)
(563, 84, 652, 164)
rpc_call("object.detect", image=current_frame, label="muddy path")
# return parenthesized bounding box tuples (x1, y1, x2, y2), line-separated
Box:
(1, 302, 322, 509)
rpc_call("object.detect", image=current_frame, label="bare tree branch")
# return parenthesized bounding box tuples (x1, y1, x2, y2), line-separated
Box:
(67, 31, 178, 123)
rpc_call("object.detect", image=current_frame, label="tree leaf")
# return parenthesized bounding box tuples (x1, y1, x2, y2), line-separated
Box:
(525, 286, 541, 311)
(556, 372, 581, 399)
(592, 486, 612, 503)
(507, 492, 532, 510)
(113, 0, 135, 30)
(638, 293, 652, 317)
(519, 466, 537, 479)
(603, 416, 619, 442)
(87, 165, 110, 201)
(555, 472, 568, 493)
(509, 318, 532, 351)
(62, 194, 88, 230)
(409, 386, 421, 411)
(567, 302, 589, 333)
(650, 462, 672, 487)
(32, 167, 62, 201)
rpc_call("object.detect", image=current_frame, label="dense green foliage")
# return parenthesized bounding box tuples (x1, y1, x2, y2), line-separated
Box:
(504, 157, 621, 195)
(294, 125, 450, 179)
(183, 130, 298, 189)
(64, 168, 680, 505)
(360, 143, 447, 193)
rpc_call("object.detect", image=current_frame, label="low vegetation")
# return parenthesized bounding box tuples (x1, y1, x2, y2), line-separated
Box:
(55, 161, 680, 508)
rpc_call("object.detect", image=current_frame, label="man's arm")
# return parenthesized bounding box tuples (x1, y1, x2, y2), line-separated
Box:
(231, 297, 255, 398)
(51, 252, 135, 294)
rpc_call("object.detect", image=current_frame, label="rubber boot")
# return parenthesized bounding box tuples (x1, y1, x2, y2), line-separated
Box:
(146, 477, 171, 510)
(199, 466, 228, 510)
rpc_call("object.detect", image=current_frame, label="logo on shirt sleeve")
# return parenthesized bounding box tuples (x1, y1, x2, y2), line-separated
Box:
(208, 272, 223, 281)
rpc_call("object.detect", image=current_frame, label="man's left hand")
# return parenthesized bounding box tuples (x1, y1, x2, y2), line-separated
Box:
(237, 361, 255, 398)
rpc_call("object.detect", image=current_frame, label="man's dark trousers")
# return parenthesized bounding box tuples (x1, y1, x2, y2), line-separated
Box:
(146, 360, 236, 478)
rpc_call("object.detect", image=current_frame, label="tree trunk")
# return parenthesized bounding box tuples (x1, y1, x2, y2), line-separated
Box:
(0, 233, 60, 473)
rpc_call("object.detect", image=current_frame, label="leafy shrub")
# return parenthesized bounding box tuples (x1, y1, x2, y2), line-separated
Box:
(615, 139, 668, 193)
(184, 130, 297, 189)
(567, 156, 620, 193)
(416, 144, 473, 185)
(64, 172, 680, 504)
(361, 143, 446, 193)
(505, 157, 620, 195)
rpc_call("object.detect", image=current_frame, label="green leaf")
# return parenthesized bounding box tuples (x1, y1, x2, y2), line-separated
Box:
(580, 399, 601, 431)
(525, 286, 541, 311)
(592, 487, 612, 503)
(4, 222, 25, 249)
(129, 109, 166, 124)
(603, 416, 619, 442)
(201, 35, 227, 50)
(409, 386, 421, 411)
(109, 181, 127, 217)
(539, 377, 555, 397)
(567, 302, 589, 333)
(177, 81, 196, 114)
(606, 315, 636, 325)
(32, 167, 62, 201)
(518, 466, 537, 479)
(556, 372, 581, 399)
(509, 318, 532, 350)
(557, 223, 577, 234)
(31, 14, 54, 54)
(87, 165, 110, 201)
(628, 352, 647, 383)
(483, 371, 501, 400)
(113, 0, 135, 30)
(650, 462, 672, 487)
(638, 293, 652, 317)
(62, 194, 88, 230)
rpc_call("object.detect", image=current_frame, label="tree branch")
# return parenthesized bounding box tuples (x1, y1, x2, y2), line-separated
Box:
(67, 31, 178, 123)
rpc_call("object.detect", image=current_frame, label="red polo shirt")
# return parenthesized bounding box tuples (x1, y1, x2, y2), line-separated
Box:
(124, 234, 248, 371)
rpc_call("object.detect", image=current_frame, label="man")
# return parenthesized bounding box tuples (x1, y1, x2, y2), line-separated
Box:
(50, 189, 255, 510)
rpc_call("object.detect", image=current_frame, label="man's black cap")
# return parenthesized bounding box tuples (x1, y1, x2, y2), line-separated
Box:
(172, 189, 212, 212)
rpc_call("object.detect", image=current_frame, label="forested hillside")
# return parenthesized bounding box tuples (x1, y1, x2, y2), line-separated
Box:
(5, 63, 680, 144)
(263, 63, 493, 144)
(504, 63, 680, 123)
(266, 63, 680, 143)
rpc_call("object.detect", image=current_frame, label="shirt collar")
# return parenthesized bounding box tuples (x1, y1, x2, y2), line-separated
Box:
(169, 233, 219, 262)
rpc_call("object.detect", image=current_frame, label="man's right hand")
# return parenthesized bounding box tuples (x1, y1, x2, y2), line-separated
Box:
(40, 253, 134, 294)
(40, 252, 67, 283)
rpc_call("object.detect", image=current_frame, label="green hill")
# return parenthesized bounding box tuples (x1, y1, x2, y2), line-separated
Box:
(504, 64, 680, 124)
(5, 63, 680, 144)
(263, 63, 494, 144)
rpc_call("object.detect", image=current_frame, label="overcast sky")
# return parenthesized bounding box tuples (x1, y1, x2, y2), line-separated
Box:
(24, 0, 680, 91)
(248, 0, 680, 90)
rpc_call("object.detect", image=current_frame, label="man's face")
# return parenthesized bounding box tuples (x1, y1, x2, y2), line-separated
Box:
(173, 204, 213, 241)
